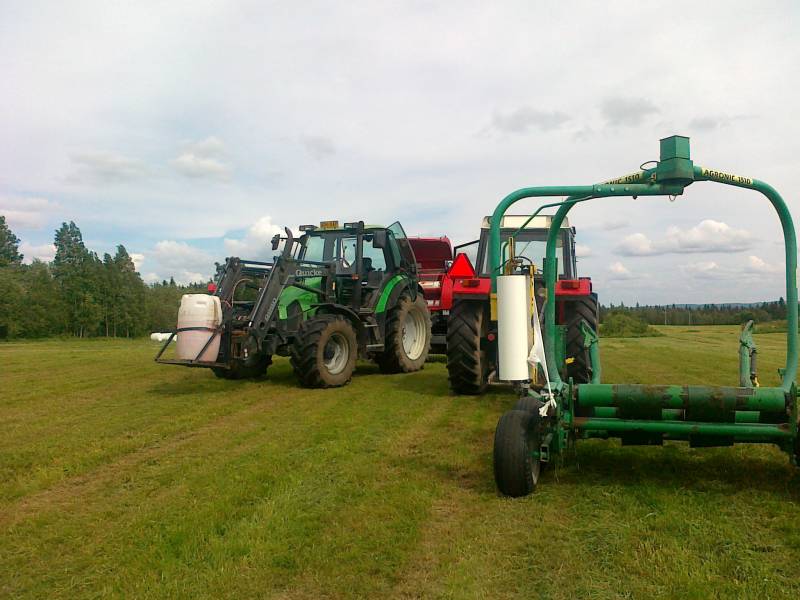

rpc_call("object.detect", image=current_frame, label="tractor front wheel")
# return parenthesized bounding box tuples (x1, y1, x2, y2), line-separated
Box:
(493, 409, 542, 497)
(377, 294, 432, 373)
(291, 315, 357, 388)
(446, 300, 489, 395)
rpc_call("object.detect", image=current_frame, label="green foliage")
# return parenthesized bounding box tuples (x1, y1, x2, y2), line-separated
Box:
(601, 311, 663, 337)
(601, 299, 788, 326)
(0, 220, 208, 339)
(0, 215, 23, 266)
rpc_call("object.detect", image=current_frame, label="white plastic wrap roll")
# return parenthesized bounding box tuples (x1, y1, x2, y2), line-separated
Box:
(497, 274, 532, 381)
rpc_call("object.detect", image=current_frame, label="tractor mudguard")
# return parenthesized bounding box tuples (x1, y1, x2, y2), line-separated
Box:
(376, 275, 415, 313)
(314, 303, 364, 334)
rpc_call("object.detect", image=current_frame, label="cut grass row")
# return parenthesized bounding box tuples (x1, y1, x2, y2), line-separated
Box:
(1, 326, 799, 598)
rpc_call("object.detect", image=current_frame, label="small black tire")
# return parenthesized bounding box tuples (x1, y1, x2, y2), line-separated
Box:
(212, 354, 271, 380)
(513, 396, 545, 415)
(377, 294, 432, 373)
(565, 293, 599, 384)
(446, 300, 490, 395)
(493, 409, 542, 497)
(290, 315, 357, 388)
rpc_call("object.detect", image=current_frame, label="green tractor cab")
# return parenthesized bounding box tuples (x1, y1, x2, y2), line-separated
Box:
(156, 220, 432, 388)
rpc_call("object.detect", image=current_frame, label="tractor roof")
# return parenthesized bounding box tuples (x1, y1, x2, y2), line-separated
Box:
(480, 214, 571, 230)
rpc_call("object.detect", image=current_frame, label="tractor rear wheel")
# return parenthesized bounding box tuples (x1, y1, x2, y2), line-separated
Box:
(377, 294, 432, 373)
(493, 409, 542, 497)
(446, 300, 489, 395)
(291, 315, 357, 388)
(565, 293, 599, 384)
(212, 354, 271, 380)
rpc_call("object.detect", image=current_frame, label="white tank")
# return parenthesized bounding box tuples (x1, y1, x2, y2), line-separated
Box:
(497, 274, 533, 381)
(176, 294, 222, 362)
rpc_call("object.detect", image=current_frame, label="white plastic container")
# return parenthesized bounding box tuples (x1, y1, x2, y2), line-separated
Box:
(497, 274, 533, 381)
(176, 294, 222, 362)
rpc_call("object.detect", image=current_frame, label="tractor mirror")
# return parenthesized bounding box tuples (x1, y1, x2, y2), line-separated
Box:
(271, 234, 280, 251)
(372, 230, 388, 249)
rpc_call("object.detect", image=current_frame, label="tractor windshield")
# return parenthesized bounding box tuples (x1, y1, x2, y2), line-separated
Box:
(478, 229, 575, 278)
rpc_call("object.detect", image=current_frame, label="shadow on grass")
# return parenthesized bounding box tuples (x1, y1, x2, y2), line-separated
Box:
(550, 441, 800, 498)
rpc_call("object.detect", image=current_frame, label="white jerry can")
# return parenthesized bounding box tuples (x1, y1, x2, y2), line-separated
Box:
(176, 294, 222, 362)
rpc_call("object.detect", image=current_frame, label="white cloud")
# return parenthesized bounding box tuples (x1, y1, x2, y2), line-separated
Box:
(68, 151, 147, 183)
(303, 136, 336, 160)
(616, 220, 753, 256)
(224, 216, 284, 260)
(0, 196, 59, 230)
(601, 97, 659, 127)
(575, 244, 591, 258)
(491, 107, 570, 133)
(130, 252, 145, 272)
(172, 136, 231, 180)
(602, 219, 630, 231)
(608, 261, 634, 280)
(616, 232, 654, 256)
(745, 255, 780, 273)
(20, 242, 56, 263)
(148, 240, 214, 284)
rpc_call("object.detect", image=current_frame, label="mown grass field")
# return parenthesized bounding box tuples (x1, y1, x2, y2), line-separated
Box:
(2, 326, 800, 599)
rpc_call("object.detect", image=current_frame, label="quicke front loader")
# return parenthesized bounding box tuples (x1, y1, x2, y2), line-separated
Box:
(156, 221, 432, 388)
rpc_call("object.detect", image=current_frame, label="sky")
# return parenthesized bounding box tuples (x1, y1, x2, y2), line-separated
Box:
(1, 0, 798, 304)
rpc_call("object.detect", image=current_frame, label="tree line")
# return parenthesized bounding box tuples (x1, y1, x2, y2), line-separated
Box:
(0, 216, 206, 339)
(600, 299, 788, 327)
(1, 214, 794, 339)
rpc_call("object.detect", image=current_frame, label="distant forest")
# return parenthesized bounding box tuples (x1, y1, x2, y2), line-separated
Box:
(600, 300, 788, 327)
(0, 215, 793, 339)
(0, 216, 207, 339)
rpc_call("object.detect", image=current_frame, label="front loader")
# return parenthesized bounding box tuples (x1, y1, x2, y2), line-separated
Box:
(156, 220, 432, 388)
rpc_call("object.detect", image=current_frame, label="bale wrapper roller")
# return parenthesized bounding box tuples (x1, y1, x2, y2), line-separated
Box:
(490, 136, 799, 496)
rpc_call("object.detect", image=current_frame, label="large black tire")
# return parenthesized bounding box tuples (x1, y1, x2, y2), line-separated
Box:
(290, 315, 357, 388)
(377, 294, 432, 373)
(564, 293, 599, 384)
(212, 354, 271, 380)
(446, 300, 489, 395)
(493, 409, 542, 497)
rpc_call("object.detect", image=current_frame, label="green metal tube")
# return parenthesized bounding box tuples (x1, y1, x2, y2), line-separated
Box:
(739, 320, 755, 388)
(694, 166, 798, 392)
(574, 417, 792, 439)
(591, 407, 760, 422)
(488, 182, 683, 290)
(577, 383, 786, 412)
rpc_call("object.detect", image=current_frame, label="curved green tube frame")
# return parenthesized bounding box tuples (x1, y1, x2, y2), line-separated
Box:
(488, 152, 798, 395)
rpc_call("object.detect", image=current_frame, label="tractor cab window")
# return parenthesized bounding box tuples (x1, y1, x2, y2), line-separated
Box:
(479, 229, 573, 278)
(361, 233, 387, 272)
(337, 235, 388, 274)
(298, 234, 332, 263)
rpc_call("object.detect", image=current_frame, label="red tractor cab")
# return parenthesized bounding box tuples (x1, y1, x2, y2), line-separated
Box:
(444, 215, 598, 393)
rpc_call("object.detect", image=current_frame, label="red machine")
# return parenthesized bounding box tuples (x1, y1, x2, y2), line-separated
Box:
(411, 215, 597, 391)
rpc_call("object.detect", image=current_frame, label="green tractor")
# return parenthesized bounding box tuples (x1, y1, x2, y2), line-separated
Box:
(156, 220, 432, 387)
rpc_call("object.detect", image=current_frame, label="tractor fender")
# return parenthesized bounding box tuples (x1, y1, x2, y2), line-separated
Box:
(313, 304, 364, 334)
(376, 275, 416, 314)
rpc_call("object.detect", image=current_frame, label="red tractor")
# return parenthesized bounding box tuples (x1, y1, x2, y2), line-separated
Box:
(441, 215, 598, 393)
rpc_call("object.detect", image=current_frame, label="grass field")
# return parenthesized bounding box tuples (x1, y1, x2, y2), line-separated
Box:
(2, 326, 800, 599)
